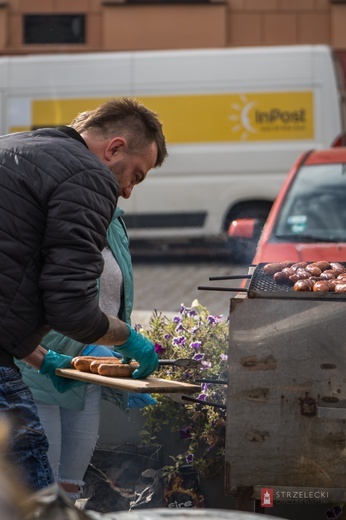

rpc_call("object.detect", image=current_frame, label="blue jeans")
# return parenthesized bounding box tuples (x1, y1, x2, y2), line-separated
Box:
(0, 366, 54, 491)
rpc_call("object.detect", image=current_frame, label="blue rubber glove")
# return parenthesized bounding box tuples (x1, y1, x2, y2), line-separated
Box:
(39, 350, 86, 393)
(128, 392, 157, 409)
(114, 326, 159, 379)
(81, 344, 122, 358)
(80, 345, 121, 358)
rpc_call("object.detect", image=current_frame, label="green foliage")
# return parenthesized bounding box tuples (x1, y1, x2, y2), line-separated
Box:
(135, 300, 229, 480)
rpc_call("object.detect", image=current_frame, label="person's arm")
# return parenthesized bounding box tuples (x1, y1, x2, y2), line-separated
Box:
(93, 315, 130, 345)
(22, 345, 85, 393)
(22, 317, 136, 363)
(22, 345, 47, 370)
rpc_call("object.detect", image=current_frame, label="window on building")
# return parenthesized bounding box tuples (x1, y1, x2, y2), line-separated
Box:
(24, 14, 85, 44)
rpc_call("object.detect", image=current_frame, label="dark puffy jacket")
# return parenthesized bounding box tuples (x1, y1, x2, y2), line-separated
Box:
(0, 127, 118, 366)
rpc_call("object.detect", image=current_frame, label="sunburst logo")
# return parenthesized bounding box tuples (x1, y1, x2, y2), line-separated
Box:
(229, 95, 257, 140)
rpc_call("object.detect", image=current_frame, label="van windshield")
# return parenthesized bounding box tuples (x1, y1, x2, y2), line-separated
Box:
(274, 163, 346, 242)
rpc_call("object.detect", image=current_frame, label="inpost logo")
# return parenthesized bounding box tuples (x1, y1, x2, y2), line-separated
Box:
(229, 91, 313, 141)
(229, 96, 257, 139)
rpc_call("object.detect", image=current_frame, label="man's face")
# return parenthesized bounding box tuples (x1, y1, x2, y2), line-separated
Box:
(109, 141, 158, 199)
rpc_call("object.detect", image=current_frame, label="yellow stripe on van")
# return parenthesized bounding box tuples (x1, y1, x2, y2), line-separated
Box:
(31, 92, 314, 143)
(9, 126, 31, 133)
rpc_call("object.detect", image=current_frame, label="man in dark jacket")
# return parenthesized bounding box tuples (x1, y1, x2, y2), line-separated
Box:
(0, 98, 167, 491)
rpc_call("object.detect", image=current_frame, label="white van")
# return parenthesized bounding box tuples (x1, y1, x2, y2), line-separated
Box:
(0, 45, 344, 260)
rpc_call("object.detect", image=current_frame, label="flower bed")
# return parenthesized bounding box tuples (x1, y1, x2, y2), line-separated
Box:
(136, 300, 229, 482)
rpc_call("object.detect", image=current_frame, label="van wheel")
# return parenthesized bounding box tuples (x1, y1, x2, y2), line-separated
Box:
(225, 202, 272, 265)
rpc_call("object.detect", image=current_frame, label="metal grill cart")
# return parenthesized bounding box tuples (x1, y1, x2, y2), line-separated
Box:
(219, 264, 346, 513)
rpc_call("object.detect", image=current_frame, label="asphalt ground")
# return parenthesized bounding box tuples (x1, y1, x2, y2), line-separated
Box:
(130, 241, 248, 325)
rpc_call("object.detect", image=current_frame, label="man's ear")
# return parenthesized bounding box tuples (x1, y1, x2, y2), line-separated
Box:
(104, 137, 126, 162)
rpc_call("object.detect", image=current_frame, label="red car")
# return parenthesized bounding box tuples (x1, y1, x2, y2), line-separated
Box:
(228, 147, 346, 264)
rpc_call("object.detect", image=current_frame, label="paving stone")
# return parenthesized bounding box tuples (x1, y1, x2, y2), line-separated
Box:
(131, 261, 247, 325)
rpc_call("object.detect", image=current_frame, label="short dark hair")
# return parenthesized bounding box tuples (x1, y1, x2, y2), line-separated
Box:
(70, 98, 167, 167)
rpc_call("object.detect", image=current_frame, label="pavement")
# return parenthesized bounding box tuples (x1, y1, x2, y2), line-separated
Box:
(130, 260, 247, 327)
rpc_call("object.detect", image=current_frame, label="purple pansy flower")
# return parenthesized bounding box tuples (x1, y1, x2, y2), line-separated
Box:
(186, 453, 194, 464)
(175, 323, 185, 333)
(207, 314, 223, 324)
(173, 335, 186, 346)
(154, 342, 166, 355)
(179, 427, 191, 440)
(173, 315, 181, 323)
(190, 341, 201, 350)
(193, 353, 204, 361)
(198, 393, 207, 401)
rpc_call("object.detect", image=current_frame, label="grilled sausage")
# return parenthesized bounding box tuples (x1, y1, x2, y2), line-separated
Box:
(323, 269, 340, 276)
(72, 356, 121, 372)
(72, 357, 93, 372)
(330, 262, 345, 274)
(74, 356, 120, 361)
(293, 279, 314, 291)
(309, 261, 331, 272)
(305, 265, 322, 277)
(326, 279, 338, 290)
(263, 261, 293, 276)
(334, 283, 346, 293)
(313, 280, 330, 292)
(273, 271, 290, 284)
(295, 269, 311, 280)
(288, 273, 299, 284)
(320, 271, 336, 280)
(97, 362, 139, 377)
(282, 267, 296, 279)
(90, 358, 122, 374)
(291, 262, 308, 271)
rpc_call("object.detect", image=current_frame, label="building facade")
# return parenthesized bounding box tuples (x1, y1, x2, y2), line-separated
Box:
(0, 0, 345, 56)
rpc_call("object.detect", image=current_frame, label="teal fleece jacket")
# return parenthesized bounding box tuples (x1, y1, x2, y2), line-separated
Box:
(16, 208, 134, 411)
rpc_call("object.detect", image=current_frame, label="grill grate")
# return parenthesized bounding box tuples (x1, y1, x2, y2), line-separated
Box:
(247, 263, 346, 300)
(250, 264, 294, 293)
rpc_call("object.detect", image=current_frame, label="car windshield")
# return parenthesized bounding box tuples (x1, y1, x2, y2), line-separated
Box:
(274, 163, 346, 242)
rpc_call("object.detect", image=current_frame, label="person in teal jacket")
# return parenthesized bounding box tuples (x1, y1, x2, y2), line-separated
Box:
(17, 207, 155, 501)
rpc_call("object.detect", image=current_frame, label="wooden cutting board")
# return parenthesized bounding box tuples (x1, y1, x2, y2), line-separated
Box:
(56, 368, 200, 394)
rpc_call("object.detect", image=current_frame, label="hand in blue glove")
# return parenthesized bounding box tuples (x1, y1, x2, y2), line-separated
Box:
(39, 350, 86, 393)
(115, 326, 158, 379)
(81, 344, 122, 358)
(128, 392, 157, 409)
